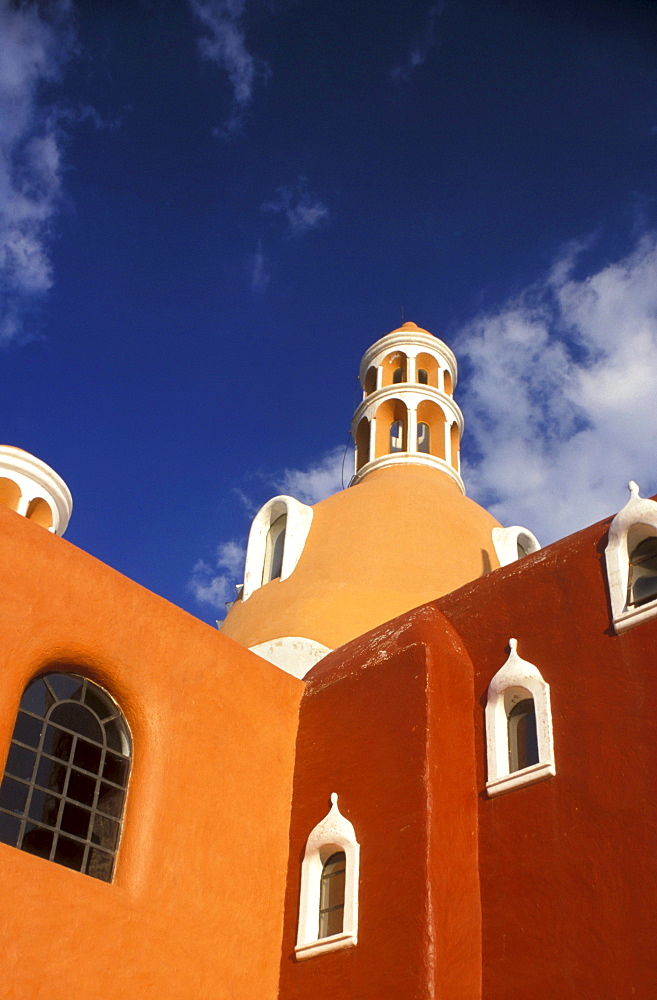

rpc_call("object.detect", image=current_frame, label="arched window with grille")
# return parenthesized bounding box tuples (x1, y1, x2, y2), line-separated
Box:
(0, 672, 131, 882)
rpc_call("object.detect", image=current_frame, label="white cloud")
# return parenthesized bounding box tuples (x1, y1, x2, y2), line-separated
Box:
(248, 239, 269, 292)
(188, 0, 268, 136)
(457, 232, 657, 543)
(188, 539, 247, 610)
(390, 3, 444, 83)
(0, 0, 75, 345)
(262, 177, 330, 237)
(273, 444, 352, 505)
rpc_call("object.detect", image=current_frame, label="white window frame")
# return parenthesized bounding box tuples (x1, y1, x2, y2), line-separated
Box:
(605, 481, 657, 633)
(242, 495, 313, 601)
(485, 639, 555, 797)
(295, 793, 360, 961)
(492, 526, 541, 567)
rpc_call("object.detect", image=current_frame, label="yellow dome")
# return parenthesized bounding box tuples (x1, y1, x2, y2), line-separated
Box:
(221, 464, 501, 652)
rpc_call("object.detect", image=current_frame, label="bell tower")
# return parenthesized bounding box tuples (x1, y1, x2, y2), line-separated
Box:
(351, 321, 464, 492)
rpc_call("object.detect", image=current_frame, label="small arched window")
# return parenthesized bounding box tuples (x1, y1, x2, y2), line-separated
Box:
(485, 639, 555, 797)
(263, 513, 286, 584)
(390, 420, 404, 453)
(392, 367, 403, 384)
(507, 698, 539, 772)
(627, 536, 657, 608)
(605, 482, 657, 632)
(417, 368, 428, 385)
(0, 673, 131, 881)
(417, 422, 430, 454)
(492, 526, 541, 566)
(296, 793, 359, 960)
(243, 495, 314, 601)
(319, 851, 346, 938)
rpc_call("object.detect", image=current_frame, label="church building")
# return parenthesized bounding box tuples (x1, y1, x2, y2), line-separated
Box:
(0, 322, 654, 998)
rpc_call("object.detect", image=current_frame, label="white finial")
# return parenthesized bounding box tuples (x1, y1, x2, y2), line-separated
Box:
(629, 480, 640, 499)
(509, 637, 518, 652)
(330, 792, 338, 806)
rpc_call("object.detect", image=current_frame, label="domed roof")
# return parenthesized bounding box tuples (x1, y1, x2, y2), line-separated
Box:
(221, 464, 501, 653)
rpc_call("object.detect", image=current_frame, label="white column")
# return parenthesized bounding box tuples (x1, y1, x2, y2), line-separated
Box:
(369, 416, 377, 462)
(407, 402, 418, 454)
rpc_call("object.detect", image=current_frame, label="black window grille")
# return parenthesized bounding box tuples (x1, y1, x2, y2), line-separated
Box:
(319, 851, 346, 938)
(0, 673, 131, 882)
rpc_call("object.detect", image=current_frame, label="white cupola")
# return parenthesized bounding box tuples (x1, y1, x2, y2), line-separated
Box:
(351, 321, 464, 491)
(0, 446, 72, 536)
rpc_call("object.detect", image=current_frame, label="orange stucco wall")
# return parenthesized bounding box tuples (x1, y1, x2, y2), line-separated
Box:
(223, 465, 501, 652)
(0, 505, 304, 1000)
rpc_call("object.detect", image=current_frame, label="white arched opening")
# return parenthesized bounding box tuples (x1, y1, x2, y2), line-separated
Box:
(485, 639, 555, 797)
(242, 495, 313, 601)
(295, 793, 360, 961)
(605, 481, 657, 632)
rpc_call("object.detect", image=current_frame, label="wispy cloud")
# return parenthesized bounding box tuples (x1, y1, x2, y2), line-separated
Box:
(457, 231, 657, 543)
(262, 177, 330, 237)
(188, 0, 268, 137)
(189, 444, 351, 611)
(188, 539, 246, 611)
(248, 239, 269, 292)
(0, 0, 76, 346)
(390, 2, 444, 83)
(273, 444, 351, 504)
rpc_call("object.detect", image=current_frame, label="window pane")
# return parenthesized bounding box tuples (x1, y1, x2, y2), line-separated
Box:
(73, 739, 102, 775)
(20, 677, 52, 718)
(43, 725, 74, 763)
(13, 711, 44, 748)
(50, 703, 103, 743)
(0, 811, 21, 847)
(45, 674, 83, 702)
(97, 782, 124, 819)
(28, 788, 61, 827)
(87, 847, 114, 881)
(36, 757, 67, 794)
(0, 777, 28, 815)
(319, 851, 346, 938)
(103, 751, 129, 787)
(67, 769, 97, 805)
(61, 801, 91, 840)
(53, 835, 85, 871)
(22, 824, 54, 860)
(6, 743, 36, 781)
(92, 814, 120, 852)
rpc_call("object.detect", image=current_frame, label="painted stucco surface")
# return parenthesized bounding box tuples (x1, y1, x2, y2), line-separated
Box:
(436, 514, 657, 999)
(223, 464, 501, 652)
(0, 504, 303, 1000)
(279, 612, 482, 1000)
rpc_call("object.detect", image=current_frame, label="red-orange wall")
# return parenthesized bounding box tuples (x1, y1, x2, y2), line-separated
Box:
(0, 505, 303, 1000)
(279, 613, 482, 1000)
(437, 514, 657, 999)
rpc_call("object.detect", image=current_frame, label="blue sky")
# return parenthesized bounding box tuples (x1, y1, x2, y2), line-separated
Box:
(3, 0, 657, 623)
